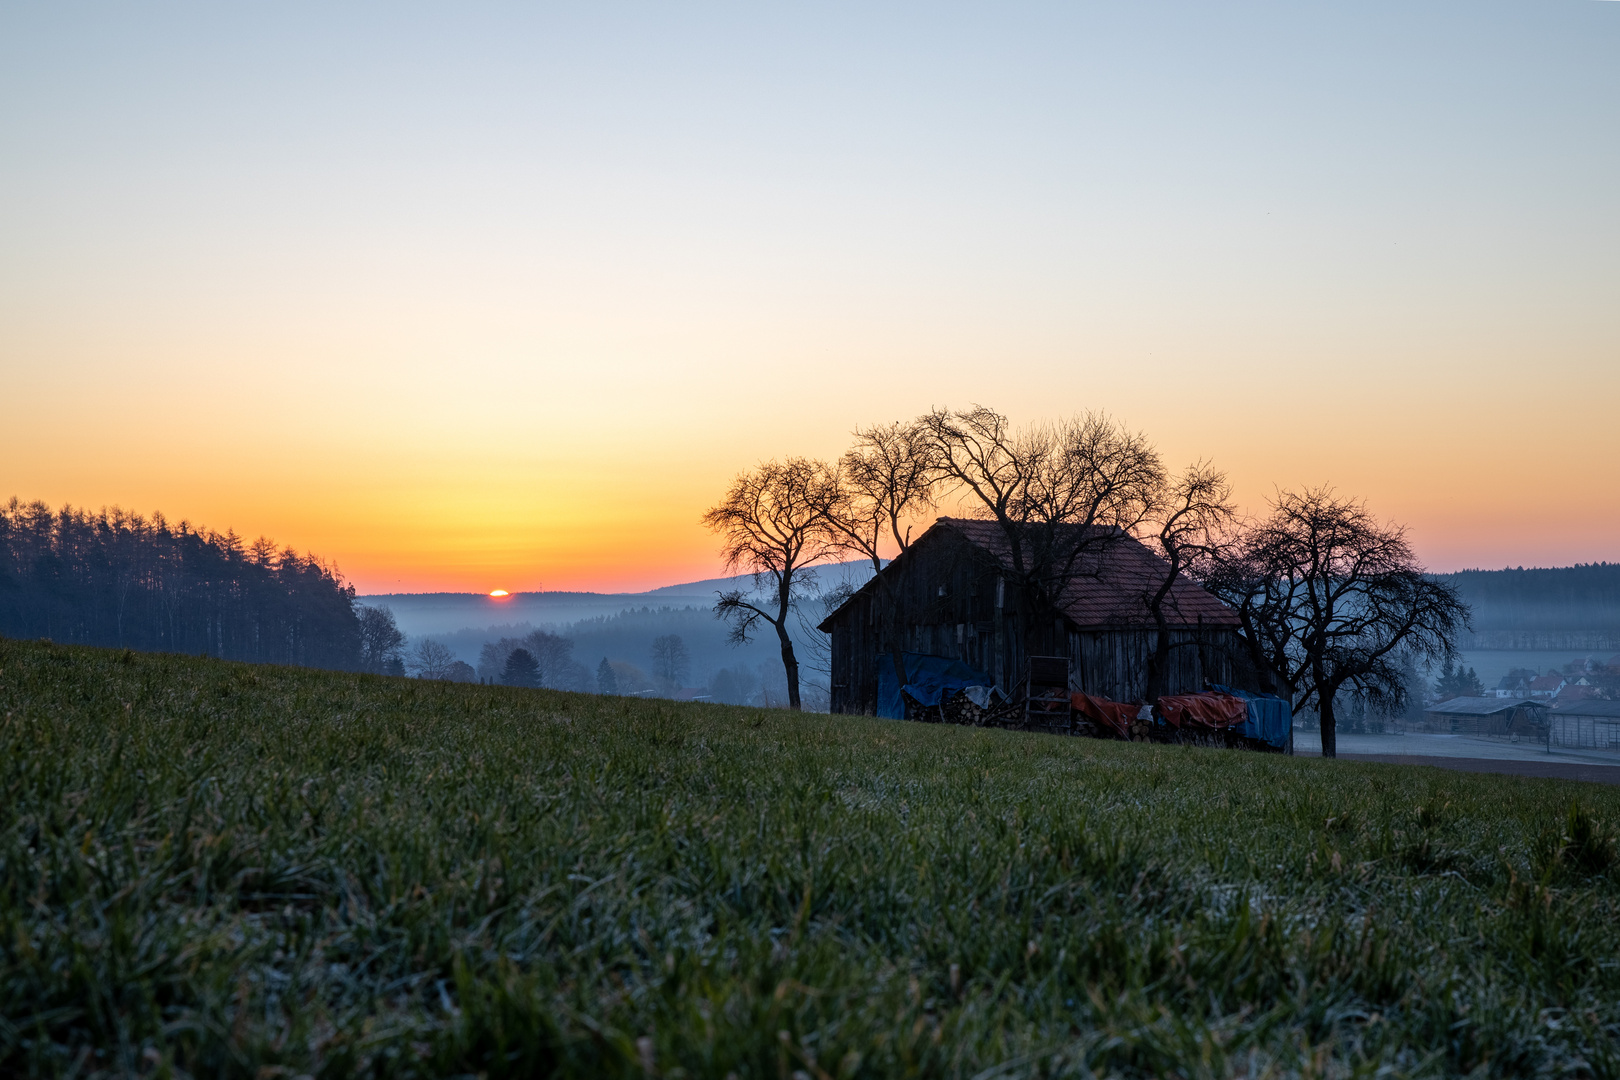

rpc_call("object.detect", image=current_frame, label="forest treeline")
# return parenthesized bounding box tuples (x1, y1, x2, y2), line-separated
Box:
(0, 499, 363, 669)
(0, 498, 814, 701)
(1436, 564, 1620, 631)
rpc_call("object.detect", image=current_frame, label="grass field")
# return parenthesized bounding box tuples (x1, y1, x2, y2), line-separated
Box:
(4, 639, 1620, 1078)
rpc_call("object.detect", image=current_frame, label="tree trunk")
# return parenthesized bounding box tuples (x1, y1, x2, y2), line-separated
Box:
(876, 576, 909, 711)
(776, 621, 802, 710)
(771, 573, 803, 711)
(1319, 693, 1337, 759)
(1145, 608, 1171, 703)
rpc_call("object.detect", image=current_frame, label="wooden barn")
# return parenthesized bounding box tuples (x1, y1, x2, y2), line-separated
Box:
(819, 517, 1243, 716)
(1422, 696, 1548, 737)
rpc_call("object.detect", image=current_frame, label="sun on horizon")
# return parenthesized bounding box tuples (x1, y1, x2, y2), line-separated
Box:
(488, 589, 509, 598)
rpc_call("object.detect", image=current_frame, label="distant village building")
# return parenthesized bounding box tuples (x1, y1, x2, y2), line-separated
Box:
(1528, 674, 1566, 699)
(1493, 671, 1534, 698)
(818, 518, 1243, 716)
(1555, 683, 1601, 706)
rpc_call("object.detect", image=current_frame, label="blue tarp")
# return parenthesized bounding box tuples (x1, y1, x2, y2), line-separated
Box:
(877, 652, 997, 719)
(1211, 684, 1292, 749)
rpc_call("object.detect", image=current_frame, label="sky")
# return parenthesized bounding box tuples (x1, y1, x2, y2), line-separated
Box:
(2, 2, 1616, 593)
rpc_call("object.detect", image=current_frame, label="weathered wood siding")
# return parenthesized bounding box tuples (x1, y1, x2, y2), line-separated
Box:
(1066, 627, 1232, 703)
(826, 526, 1239, 714)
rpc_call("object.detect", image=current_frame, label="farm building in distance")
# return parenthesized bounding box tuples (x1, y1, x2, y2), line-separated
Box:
(819, 517, 1243, 716)
(1422, 696, 1548, 736)
(1548, 699, 1620, 753)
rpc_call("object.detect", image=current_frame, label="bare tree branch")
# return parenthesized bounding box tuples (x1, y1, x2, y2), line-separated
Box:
(702, 458, 836, 710)
(915, 405, 1165, 663)
(1200, 487, 1470, 758)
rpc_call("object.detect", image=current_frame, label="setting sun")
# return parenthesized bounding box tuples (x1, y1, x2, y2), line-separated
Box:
(488, 589, 509, 598)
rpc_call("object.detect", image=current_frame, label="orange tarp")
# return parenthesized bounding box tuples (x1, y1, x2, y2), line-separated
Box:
(1071, 691, 1138, 738)
(1157, 692, 1248, 730)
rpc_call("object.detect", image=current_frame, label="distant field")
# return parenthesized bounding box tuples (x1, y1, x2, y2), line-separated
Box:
(5, 640, 1620, 1077)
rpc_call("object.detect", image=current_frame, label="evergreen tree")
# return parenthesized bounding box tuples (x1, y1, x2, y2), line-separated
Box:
(1433, 659, 1483, 701)
(597, 657, 618, 695)
(502, 648, 540, 687)
(0, 497, 361, 669)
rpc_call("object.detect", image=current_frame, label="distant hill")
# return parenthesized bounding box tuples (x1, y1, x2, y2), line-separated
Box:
(643, 560, 878, 597)
(358, 560, 880, 684)
(1435, 564, 1620, 649)
(361, 561, 876, 639)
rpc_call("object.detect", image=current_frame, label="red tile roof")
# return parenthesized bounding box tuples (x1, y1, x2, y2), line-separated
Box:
(934, 518, 1240, 629)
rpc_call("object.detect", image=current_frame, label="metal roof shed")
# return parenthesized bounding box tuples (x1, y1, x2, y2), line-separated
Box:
(1424, 696, 1547, 737)
(1549, 700, 1620, 753)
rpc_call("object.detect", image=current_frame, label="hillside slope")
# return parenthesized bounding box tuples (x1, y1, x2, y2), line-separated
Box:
(1437, 563, 1620, 647)
(4, 639, 1620, 1076)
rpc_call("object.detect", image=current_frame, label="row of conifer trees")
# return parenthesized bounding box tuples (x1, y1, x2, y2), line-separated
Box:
(0, 498, 363, 669)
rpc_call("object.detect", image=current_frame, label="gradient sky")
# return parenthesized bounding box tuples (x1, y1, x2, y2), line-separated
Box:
(3, 2, 1616, 593)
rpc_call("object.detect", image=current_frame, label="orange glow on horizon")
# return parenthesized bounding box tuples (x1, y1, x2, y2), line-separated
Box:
(3, 3, 1618, 595)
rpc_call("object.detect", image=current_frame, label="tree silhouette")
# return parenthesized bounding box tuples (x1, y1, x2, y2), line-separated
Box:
(408, 638, 460, 680)
(478, 631, 583, 688)
(651, 634, 690, 686)
(704, 459, 834, 710)
(596, 657, 618, 695)
(501, 648, 540, 688)
(0, 497, 361, 669)
(1138, 462, 1237, 701)
(813, 420, 937, 697)
(915, 406, 1164, 662)
(1203, 488, 1469, 758)
(357, 606, 406, 675)
(1433, 659, 1483, 701)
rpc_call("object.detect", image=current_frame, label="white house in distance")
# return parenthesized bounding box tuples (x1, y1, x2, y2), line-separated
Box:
(1528, 674, 1567, 699)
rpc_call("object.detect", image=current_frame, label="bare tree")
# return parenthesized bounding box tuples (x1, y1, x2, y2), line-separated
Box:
(408, 638, 460, 680)
(916, 405, 1164, 661)
(477, 639, 516, 682)
(651, 633, 690, 687)
(1201, 488, 1469, 758)
(357, 605, 406, 675)
(522, 630, 580, 689)
(813, 420, 939, 691)
(1138, 462, 1237, 701)
(702, 458, 835, 710)
(477, 631, 581, 688)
